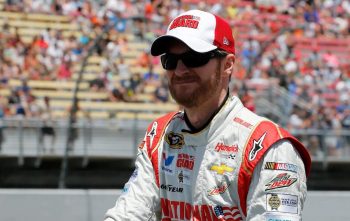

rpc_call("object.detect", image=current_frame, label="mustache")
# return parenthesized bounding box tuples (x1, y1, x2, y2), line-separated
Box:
(170, 75, 200, 84)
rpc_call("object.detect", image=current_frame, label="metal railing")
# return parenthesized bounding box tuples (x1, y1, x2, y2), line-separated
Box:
(0, 117, 349, 166)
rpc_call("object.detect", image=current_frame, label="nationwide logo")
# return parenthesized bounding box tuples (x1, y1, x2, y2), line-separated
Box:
(210, 163, 234, 175)
(208, 182, 230, 196)
(160, 184, 183, 193)
(248, 132, 267, 161)
(169, 15, 199, 30)
(265, 173, 297, 191)
(214, 143, 238, 153)
(264, 162, 298, 173)
(165, 131, 185, 149)
(176, 153, 195, 170)
(161, 198, 242, 221)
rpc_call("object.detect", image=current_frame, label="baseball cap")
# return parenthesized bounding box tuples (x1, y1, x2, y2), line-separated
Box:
(151, 10, 235, 56)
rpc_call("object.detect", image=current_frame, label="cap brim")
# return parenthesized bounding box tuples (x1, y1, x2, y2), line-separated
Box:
(150, 33, 217, 56)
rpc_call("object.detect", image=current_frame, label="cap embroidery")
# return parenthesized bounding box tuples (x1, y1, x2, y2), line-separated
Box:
(223, 37, 230, 46)
(169, 15, 199, 30)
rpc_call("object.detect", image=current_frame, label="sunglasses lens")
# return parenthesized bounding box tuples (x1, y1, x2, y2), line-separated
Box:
(161, 50, 222, 70)
(161, 54, 177, 70)
(182, 52, 211, 68)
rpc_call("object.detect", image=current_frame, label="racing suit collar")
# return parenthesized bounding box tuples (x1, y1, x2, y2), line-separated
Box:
(182, 91, 230, 133)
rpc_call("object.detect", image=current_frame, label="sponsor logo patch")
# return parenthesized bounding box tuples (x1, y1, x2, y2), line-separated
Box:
(265, 173, 297, 191)
(161, 152, 175, 175)
(161, 198, 242, 221)
(233, 117, 253, 128)
(213, 205, 242, 221)
(264, 214, 299, 221)
(210, 163, 234, 175)
(122, 168, 138, 194)
(249, 132, 267, 161)
(147, 122, 157, 146)
(176, 153, 195, 170)
(177, 170, 191, 185)
(266, 193, 298, 214)
(264, 162, 298, 173)
(165, 131, 185, 149)
(169, 15, 199, 30)
(214, 143, 239, 153)
(208, 182, 230, 196)
(160, 184, 183, 193)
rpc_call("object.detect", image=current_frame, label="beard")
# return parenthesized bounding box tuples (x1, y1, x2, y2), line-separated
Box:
(168, 63, 221, 108)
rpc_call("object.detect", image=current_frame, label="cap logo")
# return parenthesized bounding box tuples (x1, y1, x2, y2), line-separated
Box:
(169, 15, 199, 30)
(223, 37, 229, 46)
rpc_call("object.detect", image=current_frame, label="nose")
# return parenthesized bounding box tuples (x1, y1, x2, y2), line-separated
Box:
(174, 59, 189, 76)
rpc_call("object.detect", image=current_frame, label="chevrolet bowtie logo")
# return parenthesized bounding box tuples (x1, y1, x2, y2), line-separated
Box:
(210, 164, 234, 175)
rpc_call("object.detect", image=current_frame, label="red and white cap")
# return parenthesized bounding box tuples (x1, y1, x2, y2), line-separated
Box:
(151, 10, 235, 56)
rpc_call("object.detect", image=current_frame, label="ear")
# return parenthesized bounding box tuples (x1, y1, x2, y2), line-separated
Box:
(223, 54, 235, 77)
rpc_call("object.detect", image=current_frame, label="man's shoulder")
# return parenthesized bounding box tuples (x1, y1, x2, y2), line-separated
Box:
(149, 111, 179, 128)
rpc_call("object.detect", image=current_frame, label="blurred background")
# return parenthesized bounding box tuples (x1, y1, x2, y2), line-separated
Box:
(0, 0, 349, 220)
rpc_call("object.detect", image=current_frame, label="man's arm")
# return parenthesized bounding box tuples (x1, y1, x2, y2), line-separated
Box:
(245, 140, 307, 221)
(104, 144, 160, 221)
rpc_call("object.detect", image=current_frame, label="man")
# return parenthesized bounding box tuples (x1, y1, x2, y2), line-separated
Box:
(105, 10, 311, 221)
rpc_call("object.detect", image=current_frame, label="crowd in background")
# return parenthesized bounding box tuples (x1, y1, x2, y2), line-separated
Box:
(1, 0, 350, 157)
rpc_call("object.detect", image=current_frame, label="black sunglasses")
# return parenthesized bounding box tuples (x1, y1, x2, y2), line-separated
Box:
(160, 50, 227, 70)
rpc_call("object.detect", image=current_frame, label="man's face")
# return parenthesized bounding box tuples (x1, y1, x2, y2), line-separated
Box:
(165, 43, 222, 108)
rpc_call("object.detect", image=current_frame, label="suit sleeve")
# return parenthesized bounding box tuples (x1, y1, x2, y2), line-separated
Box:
(245, 139, 308, 221)
(104, 137, 160, 221)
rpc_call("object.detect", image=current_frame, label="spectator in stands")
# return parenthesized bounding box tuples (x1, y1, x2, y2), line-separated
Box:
(4, 0, 23, 12)
(1, 0, 348, 157)
(127, 72, 144, 97)
(134, 50, 152, 68)
(56, 58, 72, 81)
(341, 108, 350, 148)
(241, 40, 259, 71)
(38, 96, 56, 153)
(108, 84, 128, 102)
(142, 65, 160, 87)
(152, 75, 169, 103)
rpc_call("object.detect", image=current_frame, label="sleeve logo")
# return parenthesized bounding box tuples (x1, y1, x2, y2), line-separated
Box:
(249, 132, 267, 161)
(265, 173, 297, 191)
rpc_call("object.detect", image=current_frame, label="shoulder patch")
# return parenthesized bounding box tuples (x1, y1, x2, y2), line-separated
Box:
(145, 112, 178, 187)
(237, 120, 311, 217)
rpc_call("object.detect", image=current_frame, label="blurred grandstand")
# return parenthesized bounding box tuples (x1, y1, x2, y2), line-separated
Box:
(0, 0, 349, 190)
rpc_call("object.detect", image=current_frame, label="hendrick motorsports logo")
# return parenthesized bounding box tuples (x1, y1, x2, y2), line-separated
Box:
(165, 131, 185, 149)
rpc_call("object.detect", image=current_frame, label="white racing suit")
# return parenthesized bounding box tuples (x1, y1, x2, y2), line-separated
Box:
(105, 96, 311, 221)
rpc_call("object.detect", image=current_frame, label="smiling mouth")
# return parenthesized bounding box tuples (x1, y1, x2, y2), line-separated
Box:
(174, 80, 197, 85)
(172, 76, 198, 84)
